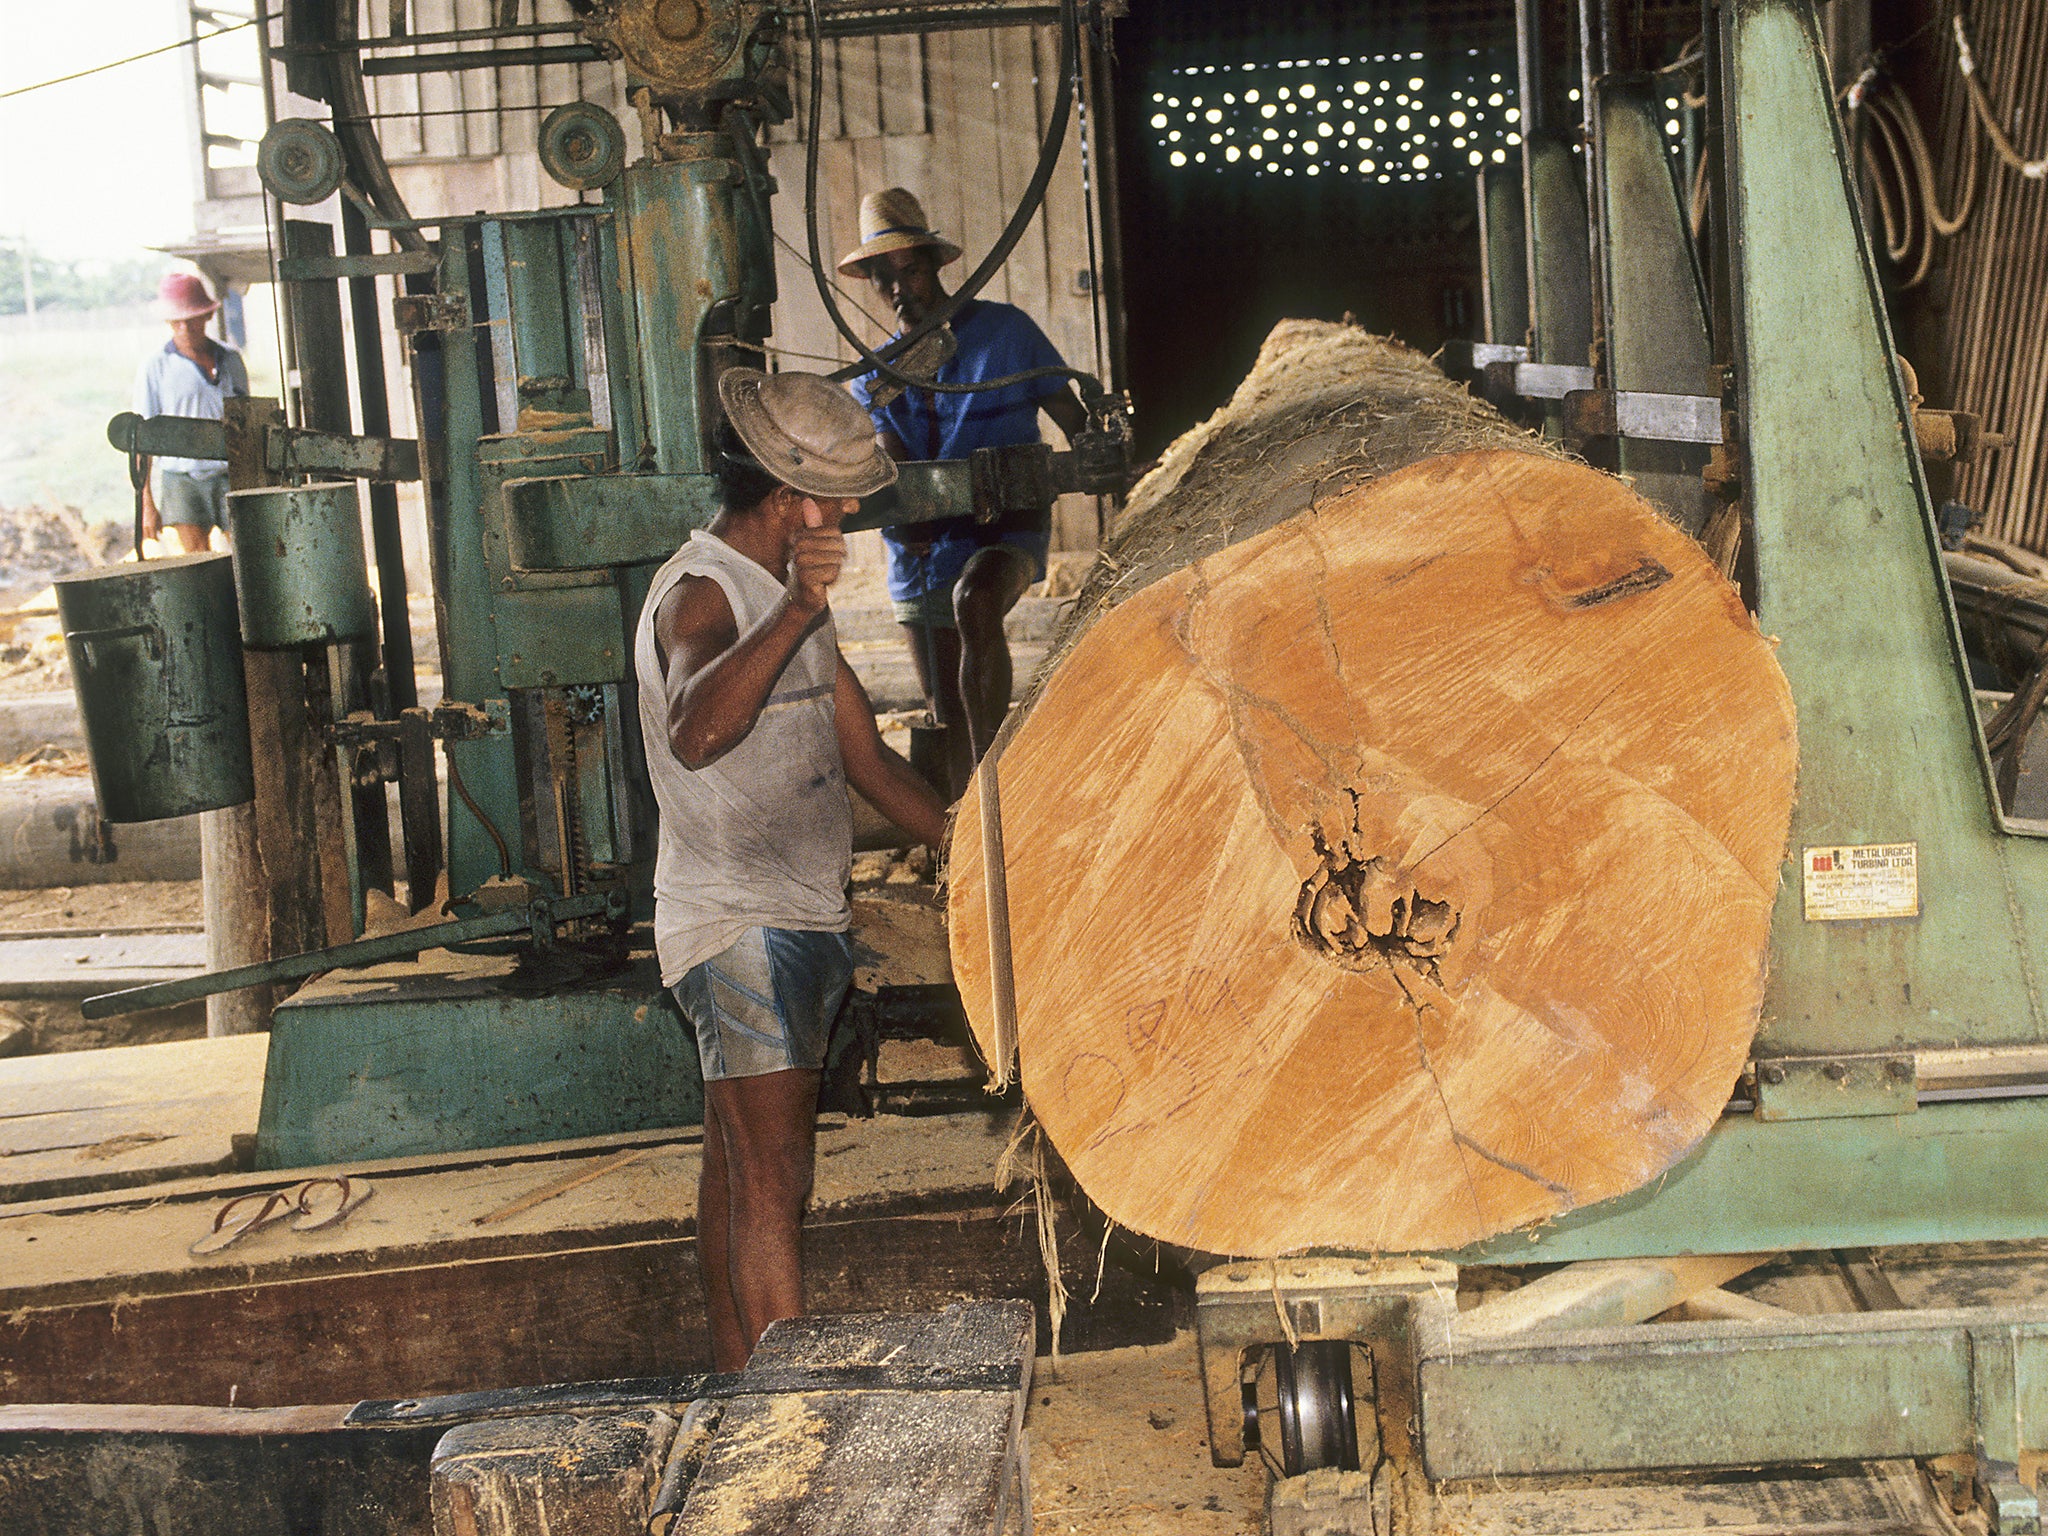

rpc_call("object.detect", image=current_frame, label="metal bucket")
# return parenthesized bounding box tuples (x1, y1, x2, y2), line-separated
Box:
(55, 553, 254, 822)
(226, 481, 377, 647)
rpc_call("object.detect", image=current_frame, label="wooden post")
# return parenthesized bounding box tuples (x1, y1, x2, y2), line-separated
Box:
(197, 397, 287, 1034)
(199, 805, 272, 1035)
(210, 397, 332, 1023)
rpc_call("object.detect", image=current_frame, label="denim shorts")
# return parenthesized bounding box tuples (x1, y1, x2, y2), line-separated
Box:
(671, 926, 856, 1081)
(887, 529, 1047, 628)
(159, 469, 229, 532)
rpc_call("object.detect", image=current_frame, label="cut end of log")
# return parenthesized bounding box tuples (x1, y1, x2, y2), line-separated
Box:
(951, 326, 1796, 1261)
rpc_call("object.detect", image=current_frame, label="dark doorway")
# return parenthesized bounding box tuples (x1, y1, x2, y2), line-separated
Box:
(1109, 0, 1519, 458)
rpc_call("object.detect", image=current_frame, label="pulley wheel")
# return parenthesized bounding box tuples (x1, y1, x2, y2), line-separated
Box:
(1272, 1341, 1360, 1477)
(539, 101, 626, 191)
(257, 119, 346, 205)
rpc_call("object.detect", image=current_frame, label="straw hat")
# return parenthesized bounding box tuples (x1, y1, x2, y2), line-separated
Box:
(154, 272, 220, 322)
(835, 188, 963, 276)
(718, 369, 897, 500)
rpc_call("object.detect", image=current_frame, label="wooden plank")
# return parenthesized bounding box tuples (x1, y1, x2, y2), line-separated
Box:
(817, 137, 876, 361)
(764, 140, 837, 365)
(0, 1199, 1166, 1409)
(0, 1114, 1177, 1405)
(839, 35, 883, 140)
(0, 1034, 267, 1201)
(878, 34, 929, 138)
(937, 30, 1005, 299)
(0, 1032, 265, 1120)
(0, 1405, 440, 1536)
(991, 25, 1051, 318)
(677, 1304, 1032, 1536)
(790, 30, 843, 142)
(1030, 22, 1103, 382)
(0, 932, 205, 999)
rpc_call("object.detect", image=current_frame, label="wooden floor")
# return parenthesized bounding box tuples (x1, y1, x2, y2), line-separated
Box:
(0, 1106, 1177, 1408)
(0, 1032, 264, 1203)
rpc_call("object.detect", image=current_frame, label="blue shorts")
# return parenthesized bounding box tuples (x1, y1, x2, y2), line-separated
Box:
(159, 469, 228, 532)
(671, 926, 856, 1081)
(886, 524, 1049, 627)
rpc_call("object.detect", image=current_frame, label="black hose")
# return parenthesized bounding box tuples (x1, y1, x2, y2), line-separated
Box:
(802, 0, 1103, 400)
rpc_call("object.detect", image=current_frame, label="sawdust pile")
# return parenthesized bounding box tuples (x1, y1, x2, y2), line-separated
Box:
(0, 503, 128, 607)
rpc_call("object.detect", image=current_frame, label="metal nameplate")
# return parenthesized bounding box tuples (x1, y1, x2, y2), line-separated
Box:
(1803, 842, 1919, 921)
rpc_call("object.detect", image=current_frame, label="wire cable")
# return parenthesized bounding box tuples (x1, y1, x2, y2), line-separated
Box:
(1840, 9, 2042, 289)
(0, 18, 255, 101)
(1953, 12, 2048, 179)
(800, 0, 1104, 400)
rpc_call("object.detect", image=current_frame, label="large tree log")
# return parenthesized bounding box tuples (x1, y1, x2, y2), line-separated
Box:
(948, 322, 1797, 1257)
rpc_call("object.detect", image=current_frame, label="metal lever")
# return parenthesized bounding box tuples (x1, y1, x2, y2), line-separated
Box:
(79, 891, 616, 1019)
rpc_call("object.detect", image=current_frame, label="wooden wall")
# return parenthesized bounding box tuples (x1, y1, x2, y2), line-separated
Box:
(766, 25, 1112, 560)
(358, 9, 1113, 568)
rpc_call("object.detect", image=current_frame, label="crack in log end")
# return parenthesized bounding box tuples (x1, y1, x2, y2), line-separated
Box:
(1564, 556, 1674, 609)
(1293, 829, 1461, 982)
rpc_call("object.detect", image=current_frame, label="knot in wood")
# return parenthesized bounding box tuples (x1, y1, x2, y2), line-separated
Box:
(1293, 838, 1459, 980)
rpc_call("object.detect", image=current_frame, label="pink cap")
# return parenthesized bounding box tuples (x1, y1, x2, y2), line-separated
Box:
(155, 271, 220, 322)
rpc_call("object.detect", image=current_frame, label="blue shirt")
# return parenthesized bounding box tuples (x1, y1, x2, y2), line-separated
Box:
(133, 339, 249, 477)
(850, 300, 1068, 602)
(850, 299, 1066, 461)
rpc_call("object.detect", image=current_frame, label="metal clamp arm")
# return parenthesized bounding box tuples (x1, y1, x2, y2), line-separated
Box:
(79, 892, 615, 1020)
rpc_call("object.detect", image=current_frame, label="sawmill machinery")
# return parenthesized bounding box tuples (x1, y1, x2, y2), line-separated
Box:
(1203, 0, 2048, 1526)
(63, 0, 1126, 1169)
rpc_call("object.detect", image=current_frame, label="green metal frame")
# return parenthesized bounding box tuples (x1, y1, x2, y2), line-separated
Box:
(1421, 0, 2048, 1272)
(255, 949, 701, 1168)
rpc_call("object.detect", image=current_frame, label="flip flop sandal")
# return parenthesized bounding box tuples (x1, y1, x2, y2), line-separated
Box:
(189, 1188, 298, 1256)
(291, 1175, 375, 1233)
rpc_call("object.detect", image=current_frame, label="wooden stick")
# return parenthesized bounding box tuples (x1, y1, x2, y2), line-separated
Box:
(472, 1148, 648, 1227)
(977, 750, 1019, 1093)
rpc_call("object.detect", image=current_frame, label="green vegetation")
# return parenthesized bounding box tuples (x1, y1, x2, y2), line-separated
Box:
(0, 248, 166, 316)
(0, 305, 286, 521)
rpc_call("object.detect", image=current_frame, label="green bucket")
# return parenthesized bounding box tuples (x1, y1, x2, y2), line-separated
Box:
(55, 553, 254, 823)
(226, 482, 378, 648)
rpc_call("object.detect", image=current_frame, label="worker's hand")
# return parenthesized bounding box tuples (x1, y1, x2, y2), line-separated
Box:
(139, 487, 161, 542)
(784, 496, 848, 617)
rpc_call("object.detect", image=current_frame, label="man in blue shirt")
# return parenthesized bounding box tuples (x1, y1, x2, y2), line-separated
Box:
(132, 272, 249, 554)
(842, 189, 1087, 798)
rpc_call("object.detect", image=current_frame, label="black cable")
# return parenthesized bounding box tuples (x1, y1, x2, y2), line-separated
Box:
(802, 0, 1104, 401)
(0, 19, 254, 101)
(447, 750, 514, 879)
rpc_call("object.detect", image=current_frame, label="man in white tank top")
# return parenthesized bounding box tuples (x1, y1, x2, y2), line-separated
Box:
(636, 369, 948, 1369)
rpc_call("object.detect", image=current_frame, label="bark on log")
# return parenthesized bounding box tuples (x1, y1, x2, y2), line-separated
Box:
(948, 322, 1797, 1257)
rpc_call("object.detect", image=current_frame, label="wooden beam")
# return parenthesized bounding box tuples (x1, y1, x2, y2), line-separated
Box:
(0, 1404, 441, 1536)
(0, 1118, 1176, 1408)
(1458, 1254, 1777, 1337)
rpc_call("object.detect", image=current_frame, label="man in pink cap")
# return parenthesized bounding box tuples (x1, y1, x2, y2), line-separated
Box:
(131, 272, 249, 554)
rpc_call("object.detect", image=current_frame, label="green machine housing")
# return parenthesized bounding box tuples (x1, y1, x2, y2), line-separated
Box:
(257, 127, 777, 1167)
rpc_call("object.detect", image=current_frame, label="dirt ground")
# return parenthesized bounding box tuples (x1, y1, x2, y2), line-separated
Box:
(1030, 1331, 1268, 1535)
(0, 880, 208, 1054)
(0, 877, 204, 934)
